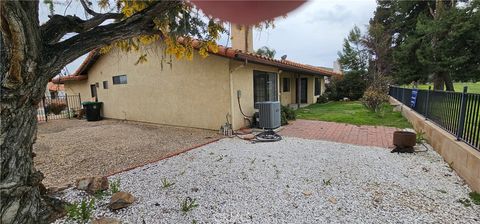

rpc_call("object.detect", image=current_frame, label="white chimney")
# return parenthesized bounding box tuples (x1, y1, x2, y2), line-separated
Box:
(333, 60, 341, 73)
(230, 24, 253, 53)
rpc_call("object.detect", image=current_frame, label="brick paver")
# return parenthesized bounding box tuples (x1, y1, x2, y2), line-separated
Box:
(280, 119, 399, 148)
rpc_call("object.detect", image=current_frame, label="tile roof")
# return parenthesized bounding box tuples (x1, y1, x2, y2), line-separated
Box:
(52, 39, 342, 84)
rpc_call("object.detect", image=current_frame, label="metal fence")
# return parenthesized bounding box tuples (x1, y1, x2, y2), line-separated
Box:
(37, 94, 82, 122)
(389, 86, 480, 151)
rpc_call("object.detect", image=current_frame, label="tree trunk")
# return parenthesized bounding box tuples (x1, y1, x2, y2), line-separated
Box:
(432, 73, 445, 90)
(442, 72, 455, 91)
(1, 1, 54, 223)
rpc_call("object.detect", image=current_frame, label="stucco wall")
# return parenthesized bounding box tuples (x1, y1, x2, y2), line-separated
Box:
(390, 97, 480, 192)
(64, 44, 231, 130)
(229, 61, 280, 130)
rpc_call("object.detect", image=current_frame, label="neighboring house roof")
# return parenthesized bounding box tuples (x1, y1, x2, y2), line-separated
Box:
(47, 82, 65, 92)
(53, 38, 341, 83)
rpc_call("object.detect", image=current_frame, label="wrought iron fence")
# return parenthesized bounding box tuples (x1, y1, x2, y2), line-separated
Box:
(37, 94, 82, 122)
(389, 86, 480, 151)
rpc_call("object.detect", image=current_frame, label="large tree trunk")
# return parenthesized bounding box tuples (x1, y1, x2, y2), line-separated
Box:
(1, 1, 54, 223)
(432, 73, 445, 90)
(442, 72, 455, 91)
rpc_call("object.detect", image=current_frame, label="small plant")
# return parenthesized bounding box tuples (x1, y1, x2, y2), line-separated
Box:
(94, 190, 108, 200)
(161, 178, 175, 188)
(250, 158, 256, 164)
(416, 131, 426, 144)
(457, 198, 471, 207)
(181, 197, 198, 213)
(109, 178, 121, 194)
(361, 86, 389, 113)
(215, 155, 223, 162)
(469, 192, 480, 205)
(323, 178, 333, 186)
(65, 198, 95, 223)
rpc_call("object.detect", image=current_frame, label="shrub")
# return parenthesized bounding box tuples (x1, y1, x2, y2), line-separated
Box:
(281, 106, 296, 125)
(325, 71, 367, 101)
(361, 86, 389, 113)
(46, 102, 67, 115)
(109, 178, 121, 194)
(316, 95, 328, 104)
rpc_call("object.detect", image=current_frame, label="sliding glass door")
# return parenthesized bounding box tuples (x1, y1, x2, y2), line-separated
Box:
(253, 71, 278, 105)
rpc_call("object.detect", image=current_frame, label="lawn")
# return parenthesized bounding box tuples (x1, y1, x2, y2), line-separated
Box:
(402, 82, 480, 94)
(296, 101, 412, 129)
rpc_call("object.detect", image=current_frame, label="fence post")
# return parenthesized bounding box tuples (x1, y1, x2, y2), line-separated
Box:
(456, 86, 468, 140)
(42, 96, 48, 122)
(65, 93, 70, 119)
(425, 86, 431, 120)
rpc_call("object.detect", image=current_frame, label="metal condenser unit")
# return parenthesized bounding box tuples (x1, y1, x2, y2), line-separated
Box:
(255, 101, 281, 129)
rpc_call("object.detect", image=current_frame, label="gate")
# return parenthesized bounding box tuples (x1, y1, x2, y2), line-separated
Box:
(37, 94, 82, 122)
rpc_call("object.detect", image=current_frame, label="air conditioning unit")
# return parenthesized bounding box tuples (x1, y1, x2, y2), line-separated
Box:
(255, 101, 281, 129)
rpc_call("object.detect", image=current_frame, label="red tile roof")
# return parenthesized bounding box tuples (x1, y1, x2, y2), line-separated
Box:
(47, 82, 65, 92)
(52, 39, 341, 84)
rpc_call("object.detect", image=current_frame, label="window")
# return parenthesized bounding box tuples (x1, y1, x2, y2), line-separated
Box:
(253, 71, 278, 105)
(103, 81, 108, 89)
(283, 78, 290, 92)
(315, 78, 321, 96)
(113, 75, 127, 85)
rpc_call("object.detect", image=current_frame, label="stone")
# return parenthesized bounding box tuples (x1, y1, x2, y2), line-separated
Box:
(329, 197, 337, 204)
(242, 134, 255, 140)
(92, 217, 122, 224)
(109, 192, 135, 210)
(302, 191, 313, 196)
(76, 176, 109, 194)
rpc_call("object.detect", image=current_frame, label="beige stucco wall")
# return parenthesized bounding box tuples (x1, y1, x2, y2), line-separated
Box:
(279, 73, 326, 106)
(390, 97, 480, 192)
(229, 61, 280, 130)
(64, 44, 231, 130)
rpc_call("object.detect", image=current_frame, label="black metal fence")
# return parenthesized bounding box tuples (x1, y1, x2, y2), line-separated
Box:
(389, 86, 480, 151)
(37, 94, 82, 122)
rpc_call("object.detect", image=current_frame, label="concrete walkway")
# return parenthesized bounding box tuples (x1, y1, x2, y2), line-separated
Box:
(280, 119, 398, 148)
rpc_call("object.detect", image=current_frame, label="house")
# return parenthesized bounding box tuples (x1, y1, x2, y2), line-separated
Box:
(53, 25, 341, 130)
(45, 82, 65, 99)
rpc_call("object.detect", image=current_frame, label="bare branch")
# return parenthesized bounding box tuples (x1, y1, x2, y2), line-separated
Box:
(79, 0, 99, 16)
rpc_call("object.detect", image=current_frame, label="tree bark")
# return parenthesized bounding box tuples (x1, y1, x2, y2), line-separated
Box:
(0, 1, 53, 223)
(1, 1, 182, 223)
(442, 72, 455, 91)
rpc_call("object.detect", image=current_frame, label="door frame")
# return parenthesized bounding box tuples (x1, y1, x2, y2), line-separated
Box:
(296, 78, 308, 104)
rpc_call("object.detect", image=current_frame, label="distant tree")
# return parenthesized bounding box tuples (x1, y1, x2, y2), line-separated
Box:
(255, 46, 276, 58)
(337, 26, 370, 73)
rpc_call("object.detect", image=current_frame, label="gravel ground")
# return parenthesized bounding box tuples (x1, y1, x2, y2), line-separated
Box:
(34, 119, 219, 187)
(53, 137, 479, 224)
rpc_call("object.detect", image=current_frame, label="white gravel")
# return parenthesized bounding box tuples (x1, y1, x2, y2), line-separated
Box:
(54, 137, 479, 224)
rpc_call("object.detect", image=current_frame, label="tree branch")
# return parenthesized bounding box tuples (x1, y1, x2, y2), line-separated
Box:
(40, 12, 122, 44)
(43, 1, 181, 78)
(79, 0, 99, 16)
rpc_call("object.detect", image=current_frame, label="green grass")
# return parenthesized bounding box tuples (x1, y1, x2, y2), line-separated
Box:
(403, 82, 480, 94)
(296, 101, 412, 129)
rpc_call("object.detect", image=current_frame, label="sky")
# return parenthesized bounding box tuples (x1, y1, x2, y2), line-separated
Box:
(39, 0, 377, 74)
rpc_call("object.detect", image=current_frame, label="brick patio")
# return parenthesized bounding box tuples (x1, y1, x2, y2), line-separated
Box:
(280, 119, 399, 148)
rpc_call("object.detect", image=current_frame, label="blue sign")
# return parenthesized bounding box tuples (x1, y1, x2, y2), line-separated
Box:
(411, 89, 418, 108)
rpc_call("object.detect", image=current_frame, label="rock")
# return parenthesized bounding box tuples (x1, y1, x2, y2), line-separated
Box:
(302, 191, 313, 196)
(109, 192, 135, 210)
(92, 217, 122, 224)
(242, 134, 255, 140)
(76, 176, 109, 194)
(329, 197, 337, 204)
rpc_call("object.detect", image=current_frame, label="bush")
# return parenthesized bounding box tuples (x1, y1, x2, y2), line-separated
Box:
(325, 71, 367, 101)
(46, 102, 67, 115)
(316, 95, 328, 104)
(361, 86, 389, 113)
(281, 105, 296, 125)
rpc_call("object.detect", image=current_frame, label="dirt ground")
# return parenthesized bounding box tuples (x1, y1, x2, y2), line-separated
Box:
(34, 119, 220, 188)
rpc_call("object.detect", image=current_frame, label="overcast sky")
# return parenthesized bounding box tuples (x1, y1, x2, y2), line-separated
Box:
(39, 0, 377, 74)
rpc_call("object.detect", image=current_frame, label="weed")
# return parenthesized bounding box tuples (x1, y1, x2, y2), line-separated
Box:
(448, 161, 455, 170)
(65, 198, 95, 223)
(416, 131, 426, 143)
(323, 178, 333, 186)
(469, 192, 480, 205)
(251, 158, 256, 164)
(109, 178, 121, 194)
(179, 170, 186, 176)
(457, 198, 471, 207)
(215, 155, 223, 162)
(161, 178, 175, 188)
(94, 190, 108, 200)
(181, 197, 198, 213)
(436, 189, 447, 194)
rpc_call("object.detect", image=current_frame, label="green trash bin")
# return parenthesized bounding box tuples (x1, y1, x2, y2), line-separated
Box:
(81, 101, 103, 121)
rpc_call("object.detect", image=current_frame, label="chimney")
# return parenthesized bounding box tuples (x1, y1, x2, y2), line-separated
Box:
(230, 24, 253, 53)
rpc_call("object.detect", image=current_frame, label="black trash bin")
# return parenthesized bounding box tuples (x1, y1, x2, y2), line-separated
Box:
(82, 102, 103, 121)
